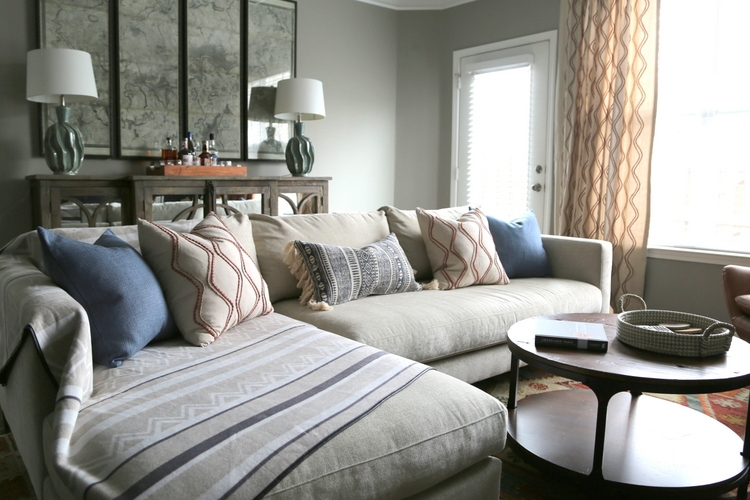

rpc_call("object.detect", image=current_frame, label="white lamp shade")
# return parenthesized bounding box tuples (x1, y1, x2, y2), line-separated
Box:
(274, 78, 326, 121)
(26, 48, 98, 104)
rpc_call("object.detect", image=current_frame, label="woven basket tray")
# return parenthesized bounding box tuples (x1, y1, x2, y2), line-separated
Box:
(616, 294, 735, 357)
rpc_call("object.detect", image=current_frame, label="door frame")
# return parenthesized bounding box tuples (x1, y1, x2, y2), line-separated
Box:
(450, 30, 557, 233)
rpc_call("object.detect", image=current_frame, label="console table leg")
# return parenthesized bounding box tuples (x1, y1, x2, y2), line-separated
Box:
(507, 355, 520, 410)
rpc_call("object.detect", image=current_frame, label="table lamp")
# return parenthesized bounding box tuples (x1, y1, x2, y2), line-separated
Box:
(274, 78, 325, 176)
(27, 48, 98, 175)
(248, 86, 285, 156)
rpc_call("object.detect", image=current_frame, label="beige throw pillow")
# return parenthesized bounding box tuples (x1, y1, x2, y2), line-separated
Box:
(249, 212, 390, 303)
(379, 205, 470, 281)
(138, 213, 273, 346)
(416, 207, 509, 290)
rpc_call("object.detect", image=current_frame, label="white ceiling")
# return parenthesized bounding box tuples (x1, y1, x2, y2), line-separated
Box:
(356, 0, 477, 10)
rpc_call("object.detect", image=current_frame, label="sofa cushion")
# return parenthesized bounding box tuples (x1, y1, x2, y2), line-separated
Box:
(37, 227, 177, 367)
(266, 367, 506, 499)
(416, 207, 509, 290)
(286, 233, 421, 307)
(250, 212, 390, 303)
(138, 213, 273, 346)
(379, 205, 469, 281)
(274, 277, 604, 365)
(485, 210, 551, 279)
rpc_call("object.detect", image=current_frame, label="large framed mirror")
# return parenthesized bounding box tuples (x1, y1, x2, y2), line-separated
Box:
(246, 0, 296, 161)
(36, 0, 297, 161)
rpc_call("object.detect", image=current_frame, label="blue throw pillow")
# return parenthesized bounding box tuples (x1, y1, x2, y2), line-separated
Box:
(37, 228, 177, 367)
(485, 211, 551, 279)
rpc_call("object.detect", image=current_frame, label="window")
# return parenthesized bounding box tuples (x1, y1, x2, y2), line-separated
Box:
(649, 0, 750, 255)
(452, 31, 556, 231)
(466, 64, 532, 218)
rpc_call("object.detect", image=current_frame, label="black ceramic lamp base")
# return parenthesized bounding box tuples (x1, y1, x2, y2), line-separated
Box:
(285, 122, 315, 177)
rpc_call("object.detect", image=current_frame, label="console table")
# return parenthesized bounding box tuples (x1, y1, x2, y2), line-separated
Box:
(27, 175, 330, 229)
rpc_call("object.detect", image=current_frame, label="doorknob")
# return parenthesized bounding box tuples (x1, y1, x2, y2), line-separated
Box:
(532, 183, 542, 192)
(535, 165, 543, 174)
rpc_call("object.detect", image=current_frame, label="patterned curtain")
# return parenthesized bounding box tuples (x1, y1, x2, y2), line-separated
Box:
(554, 0, 658, 309)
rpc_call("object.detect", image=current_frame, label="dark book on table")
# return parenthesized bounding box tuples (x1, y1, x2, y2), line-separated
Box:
(533, 319, 609, 352)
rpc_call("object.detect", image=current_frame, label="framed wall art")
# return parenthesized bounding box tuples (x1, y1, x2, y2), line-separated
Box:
(118, 1, 180, 158)
(38, 0, 112, 157)
(246, 0, 296, 161)
(186, 1, 242, 160)
(35, 0, 297, 161)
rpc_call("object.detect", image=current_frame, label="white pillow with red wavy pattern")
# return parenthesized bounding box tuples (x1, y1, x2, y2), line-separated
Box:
(138, 213, 273, 346)
(416, 207, 509, 290)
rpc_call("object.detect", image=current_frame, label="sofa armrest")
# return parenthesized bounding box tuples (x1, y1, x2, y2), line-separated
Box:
(541, 235, 613, 313)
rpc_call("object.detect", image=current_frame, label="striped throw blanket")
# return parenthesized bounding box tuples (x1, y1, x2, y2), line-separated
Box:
(0, 255, 430, 499)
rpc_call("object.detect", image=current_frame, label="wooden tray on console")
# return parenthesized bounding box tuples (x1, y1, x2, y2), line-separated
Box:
(147, 164, 247, 177)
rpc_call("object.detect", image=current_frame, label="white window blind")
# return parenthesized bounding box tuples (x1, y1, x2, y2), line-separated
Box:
(466, 65, 532, 218)
(649, 0, 750, 254)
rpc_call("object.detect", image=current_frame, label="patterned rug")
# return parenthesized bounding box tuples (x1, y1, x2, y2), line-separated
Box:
(475, 366, 749, 500)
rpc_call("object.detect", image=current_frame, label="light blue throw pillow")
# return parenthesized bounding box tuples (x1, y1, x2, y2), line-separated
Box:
(37, 228, 177, 367)
(485, 210, 551, 279)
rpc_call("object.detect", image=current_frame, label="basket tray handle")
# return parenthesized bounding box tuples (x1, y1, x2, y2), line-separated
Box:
(702, 321, 737, 340)
(618, 294, 647, 313)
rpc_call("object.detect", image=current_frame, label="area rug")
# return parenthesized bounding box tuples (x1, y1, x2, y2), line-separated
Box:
(475, 366, 749, 500)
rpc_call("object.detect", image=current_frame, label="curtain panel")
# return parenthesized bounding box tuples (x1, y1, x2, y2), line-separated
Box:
(554, 0, 658, 309)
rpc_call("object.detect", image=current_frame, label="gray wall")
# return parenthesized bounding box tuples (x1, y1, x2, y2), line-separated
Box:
(0, 0, 398, 247)
(394, 0, 561, 210)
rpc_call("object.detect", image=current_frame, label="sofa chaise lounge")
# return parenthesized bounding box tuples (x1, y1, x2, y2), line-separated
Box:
(0, 206, 611, 499)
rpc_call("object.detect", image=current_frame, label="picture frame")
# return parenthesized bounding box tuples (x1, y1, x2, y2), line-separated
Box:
(246, 0, 296, 161)
(38, 0, 112, 157)
(36, 0, 298, 161)
(186, 0, 243, 160)
(118, 1, 180, 158)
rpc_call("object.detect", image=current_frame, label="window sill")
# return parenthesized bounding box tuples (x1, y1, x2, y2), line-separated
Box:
(647, 246, 750, 267)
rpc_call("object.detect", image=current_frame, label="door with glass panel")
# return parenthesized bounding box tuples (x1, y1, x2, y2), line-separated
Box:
(452, 32, 556, 231)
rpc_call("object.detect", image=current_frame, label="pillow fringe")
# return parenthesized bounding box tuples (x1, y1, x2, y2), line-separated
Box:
(308, 300, 332, 311)
(421, 279, 440, 290)
(283, 241, 317, 306)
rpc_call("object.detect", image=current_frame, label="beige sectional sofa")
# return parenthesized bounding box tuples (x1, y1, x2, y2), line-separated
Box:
(0, 207, 611, 499)
(252, 206, 612, 383)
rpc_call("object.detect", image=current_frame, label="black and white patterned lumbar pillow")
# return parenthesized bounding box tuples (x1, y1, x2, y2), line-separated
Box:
(285, 233, 421, 309)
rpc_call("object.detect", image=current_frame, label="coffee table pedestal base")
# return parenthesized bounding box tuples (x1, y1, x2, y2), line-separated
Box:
(507, 389, 749, 498)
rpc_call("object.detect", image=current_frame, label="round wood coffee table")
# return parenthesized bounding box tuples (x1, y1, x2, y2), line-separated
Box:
(506, 313, 750, 498)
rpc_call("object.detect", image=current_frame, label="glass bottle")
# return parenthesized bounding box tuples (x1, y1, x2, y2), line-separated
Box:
(178, 139, 193, 166)
(198, 140, 213, 166)
(208, 133, 219, 164)
(161, 137, 177, 164)
(186, 131, 196, 155)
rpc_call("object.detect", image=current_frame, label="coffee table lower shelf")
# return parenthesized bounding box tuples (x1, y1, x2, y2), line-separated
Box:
(507, 389, 749, 497)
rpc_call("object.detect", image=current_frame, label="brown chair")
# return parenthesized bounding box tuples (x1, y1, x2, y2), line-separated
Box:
(722, 265, 750, 342)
